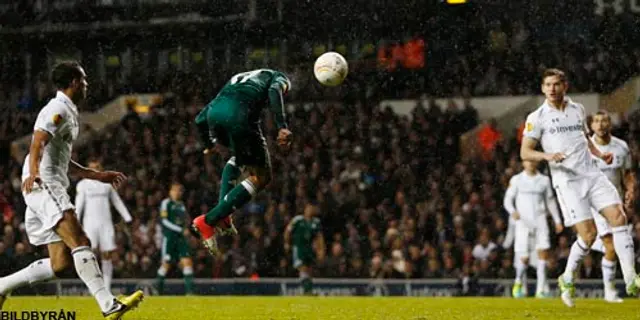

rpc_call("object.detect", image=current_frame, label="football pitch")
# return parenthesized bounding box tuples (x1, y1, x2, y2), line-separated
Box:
(3, 296, 639, 320)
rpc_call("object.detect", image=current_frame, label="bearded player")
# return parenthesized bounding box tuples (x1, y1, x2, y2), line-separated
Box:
(191, 69, 293, 255)
(0, 61, 143, 318)
(521, 68, 640, 307)
(587, 111, 636, 303)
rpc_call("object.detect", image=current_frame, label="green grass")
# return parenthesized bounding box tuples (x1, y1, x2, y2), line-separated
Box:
(3, 296, 640, 320)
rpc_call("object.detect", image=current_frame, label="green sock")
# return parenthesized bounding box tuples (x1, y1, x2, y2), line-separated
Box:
(302, 277, 313, 295)
(219, 157, 241, 203)
(156, 275, 165, 295)
(184, 274, 194, 295)
(205, 179, 255, 226)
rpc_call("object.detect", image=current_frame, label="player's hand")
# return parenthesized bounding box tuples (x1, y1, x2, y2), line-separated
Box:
(512, 212, 520, 220)
(22, 174, 41, 194)
(555, 223, 564, 234)
(600, 152, 614, 165)
(277, 128, 293, 151)
(544, 153, 566, 163)
(97, 171, 127, 189)
(284, 243, 291, 253)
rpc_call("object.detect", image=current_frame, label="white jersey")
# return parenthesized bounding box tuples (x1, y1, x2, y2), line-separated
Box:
(590, 135, 631, 195)
(22, 91, 80, 189)
(503, 171, 562, 227)
(523, 97, 601, 183)
(75, 179, 132, 226)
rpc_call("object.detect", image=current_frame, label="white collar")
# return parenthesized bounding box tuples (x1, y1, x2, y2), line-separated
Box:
(56, 91, 78, 114)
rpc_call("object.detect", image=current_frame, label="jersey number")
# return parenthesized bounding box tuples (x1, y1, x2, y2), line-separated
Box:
(230, 69, 264, 84)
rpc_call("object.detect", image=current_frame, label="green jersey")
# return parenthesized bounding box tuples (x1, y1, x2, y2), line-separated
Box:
(160, 198, 188, 237)
(291, 215, 321, 248)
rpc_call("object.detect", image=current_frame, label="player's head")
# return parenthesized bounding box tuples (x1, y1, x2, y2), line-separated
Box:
(303, 203, 318, 217)
(541, 68, 568, 104)
(87, 159, 103, 171)
(591, 111, 612, 138)
(51, 61, 88, 103)
(522, 160, 539, 173)
(169, 182, 184, 200)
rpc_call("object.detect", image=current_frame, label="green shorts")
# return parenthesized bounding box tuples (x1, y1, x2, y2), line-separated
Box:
(292, 245, 314, 269)
(205, 97, 271, 169)
(161, 235, 190, 263)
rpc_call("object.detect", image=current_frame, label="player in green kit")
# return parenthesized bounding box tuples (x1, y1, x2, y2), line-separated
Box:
(191, 69, 293, 255)
(156, 183, 194, 295)
(284, 204, 325, 295)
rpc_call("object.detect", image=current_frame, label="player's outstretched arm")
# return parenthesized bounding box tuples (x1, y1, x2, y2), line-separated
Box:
(23, 130, 51, 193)
(268, 80, 289, 130)
(502, 179, 518, 220)
(110, 187, 133, 223)
(520, 137, 565, 163)
(70, 160, 127, 188)
(283, 220, 294, 253)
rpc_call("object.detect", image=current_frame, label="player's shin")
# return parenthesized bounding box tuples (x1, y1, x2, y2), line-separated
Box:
(601, 257, 617, 289)
(611, 226, 637, 285)
(0, 258, 55, 295)
(205, 179, 257, 226)
(183, 266, 194, 295)
(71, 246, 115, 312)
(515, 259, 526, 284)
(536, 260, 547, 294)
(156, 265, 168, 295)
(219, 157, 241, 203)
(300, 271, 313, 295)
(563, 237, 589, 283)
(101, 259, 113, 292)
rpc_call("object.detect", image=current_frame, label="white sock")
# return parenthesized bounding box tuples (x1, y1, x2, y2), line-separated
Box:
(591, 237, 605, 254)
(515, 259, 526, 283)
(601, 257, 617, 290)
(612, 226, 637, 285)
(72, 246, 115, 312)
(563, 237, 589, 283)
(0, 259, 55, 294)
(102, 259, 113, 292)
(536, 260, 547, 294)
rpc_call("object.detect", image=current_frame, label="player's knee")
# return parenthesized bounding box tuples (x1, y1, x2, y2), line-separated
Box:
(50, 255, 73, 276)
(182, 265, 194, 276)
(607, 209, 627, 227)
(581, 232, 597, 247)
(158, 264, 169, 277)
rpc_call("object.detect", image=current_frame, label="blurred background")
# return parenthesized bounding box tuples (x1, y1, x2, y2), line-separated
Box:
(0, 0, 640, 295)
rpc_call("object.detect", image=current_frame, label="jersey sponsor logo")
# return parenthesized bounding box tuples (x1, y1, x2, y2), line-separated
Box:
(526, 122, 534, 132)
(549, 124, 582, 134)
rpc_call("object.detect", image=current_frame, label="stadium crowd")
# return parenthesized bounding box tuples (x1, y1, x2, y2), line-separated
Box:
(1, 74, 639, 284)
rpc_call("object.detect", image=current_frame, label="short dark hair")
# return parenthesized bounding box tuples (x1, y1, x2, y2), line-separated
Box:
(51, 61, 83, 89)
(541, 68, 567, 83)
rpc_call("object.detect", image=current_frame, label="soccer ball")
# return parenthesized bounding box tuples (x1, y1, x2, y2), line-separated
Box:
(314, 52, 348, 87)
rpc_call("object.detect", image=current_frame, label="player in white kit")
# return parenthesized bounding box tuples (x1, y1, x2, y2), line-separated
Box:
(521, 68, 640, 307)
(503, 160, 563, 298)
(76, 159, 133, 292)
(0, 61, 143, 319)
(587, 111, 636, 303)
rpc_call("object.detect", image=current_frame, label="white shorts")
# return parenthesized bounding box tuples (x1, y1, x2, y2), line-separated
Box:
(554, 174, 621, 227)
(84, 222, 117, 252)
(23, 182, 74, 246)
(514, 216, 550, 256)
